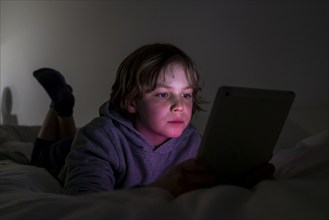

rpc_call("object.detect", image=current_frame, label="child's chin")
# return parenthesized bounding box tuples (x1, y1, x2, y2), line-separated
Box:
(169, 131, 184, 138)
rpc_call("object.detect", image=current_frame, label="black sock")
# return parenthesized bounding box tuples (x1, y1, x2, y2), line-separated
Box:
(33, 68, 75, 116)
(49, 84, 73, 111)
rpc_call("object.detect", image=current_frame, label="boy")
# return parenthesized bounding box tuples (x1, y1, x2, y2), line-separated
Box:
(32, 43, 217, 197)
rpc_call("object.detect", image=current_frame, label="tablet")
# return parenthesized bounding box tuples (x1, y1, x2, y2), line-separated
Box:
(198, 86, 295, 181)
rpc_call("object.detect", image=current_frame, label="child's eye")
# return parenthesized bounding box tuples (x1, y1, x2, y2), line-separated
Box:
(182, 93, 192, 98)
(155, 92, 169, 98)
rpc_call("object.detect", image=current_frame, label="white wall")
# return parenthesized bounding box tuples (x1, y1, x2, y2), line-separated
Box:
(1, 1, 328, 132)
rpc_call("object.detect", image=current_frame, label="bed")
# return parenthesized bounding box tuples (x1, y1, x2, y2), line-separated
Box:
(0, 107, 328, 220)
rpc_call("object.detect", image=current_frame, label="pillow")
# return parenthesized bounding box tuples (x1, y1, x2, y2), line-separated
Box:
(0, 141, 33, 164)
(0, 125, 40, 143)
(0, 125, 40, 164)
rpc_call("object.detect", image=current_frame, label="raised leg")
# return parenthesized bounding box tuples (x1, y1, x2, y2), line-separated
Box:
(58, 115, 76, 139)
(34, 67, 76, 140)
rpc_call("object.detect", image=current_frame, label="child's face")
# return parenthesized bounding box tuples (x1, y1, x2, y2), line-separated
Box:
(129, 64, 193, 147)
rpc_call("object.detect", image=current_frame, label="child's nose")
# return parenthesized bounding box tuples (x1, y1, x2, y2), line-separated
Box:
(170, 96, 184, 112)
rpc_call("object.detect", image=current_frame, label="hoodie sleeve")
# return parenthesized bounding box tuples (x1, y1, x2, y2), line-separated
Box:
(60, 121, 121, 195)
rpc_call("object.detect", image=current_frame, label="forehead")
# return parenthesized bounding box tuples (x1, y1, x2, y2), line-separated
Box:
(157, 63, 189, 84)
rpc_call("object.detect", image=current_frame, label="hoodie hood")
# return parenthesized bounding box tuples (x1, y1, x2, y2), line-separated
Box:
(99, 101, 134, 129)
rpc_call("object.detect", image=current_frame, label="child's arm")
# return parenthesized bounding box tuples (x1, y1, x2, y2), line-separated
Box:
(146, 159, 275, 198)
(146, 159, 217, 197)
(60, 125, 119, 195)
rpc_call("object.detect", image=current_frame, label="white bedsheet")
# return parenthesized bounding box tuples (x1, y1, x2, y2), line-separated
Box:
(0, 131, 328, 220)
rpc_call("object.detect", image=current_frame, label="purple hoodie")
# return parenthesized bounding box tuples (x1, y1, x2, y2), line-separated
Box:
(58, 101, 201, 195)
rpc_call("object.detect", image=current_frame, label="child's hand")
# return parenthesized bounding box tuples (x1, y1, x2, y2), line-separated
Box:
(147, 158, 217, 197)
(147, 160, 275, 197)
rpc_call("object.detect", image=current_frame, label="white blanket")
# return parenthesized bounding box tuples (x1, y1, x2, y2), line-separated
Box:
(0, 129, 328, 220)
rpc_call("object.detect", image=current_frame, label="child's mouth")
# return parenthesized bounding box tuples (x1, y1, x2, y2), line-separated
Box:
(168, 120, 184, 124)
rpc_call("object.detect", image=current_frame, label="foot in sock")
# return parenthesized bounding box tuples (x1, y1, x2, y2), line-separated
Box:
(49, 83, 73, 111)
(33, 68, 75, 116)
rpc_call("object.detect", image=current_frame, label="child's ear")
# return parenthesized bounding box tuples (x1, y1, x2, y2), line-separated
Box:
(127, 100, 136, 113)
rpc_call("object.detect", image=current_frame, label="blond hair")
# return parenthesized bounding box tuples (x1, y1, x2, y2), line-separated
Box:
(110, 43, 204, 115)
